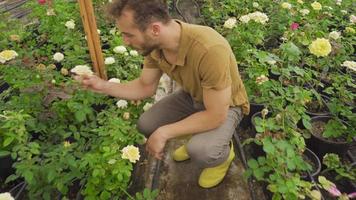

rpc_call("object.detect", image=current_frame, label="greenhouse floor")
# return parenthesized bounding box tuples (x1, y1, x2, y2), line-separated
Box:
(130, 127, 267, 200)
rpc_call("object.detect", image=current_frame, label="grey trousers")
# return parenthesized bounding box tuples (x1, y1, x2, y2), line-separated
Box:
(137, 90, 243, 168)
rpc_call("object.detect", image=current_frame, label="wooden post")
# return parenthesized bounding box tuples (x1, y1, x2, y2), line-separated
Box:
(78, 0, 107, 80)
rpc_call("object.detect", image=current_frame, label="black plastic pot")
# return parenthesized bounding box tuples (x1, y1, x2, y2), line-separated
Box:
(239, 102, 265, 128)
(0, 154, 15, 180)
(9, 181, 26, 200)
(301, 148, 321, 180)
(0, 82, 10, 94)
(305, 95, 331, 117)
(307, 116, 350, 159)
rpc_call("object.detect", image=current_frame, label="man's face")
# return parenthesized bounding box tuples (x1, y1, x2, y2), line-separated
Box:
(116, 10, 159, 56)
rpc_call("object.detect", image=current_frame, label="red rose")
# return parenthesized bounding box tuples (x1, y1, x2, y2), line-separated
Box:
(38, 0, 46, 5)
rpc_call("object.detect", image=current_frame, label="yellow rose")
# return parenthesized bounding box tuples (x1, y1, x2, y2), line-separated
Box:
(309, 38, 331, 57)
(281, 2, 292, 9)
(345, 27, 355, 34)
(0, 50, 18, 63)
(121, 145, 140, 163)
(311, 2, 322, 10)
(36, 63, 46, 70)
(297, 0, 304, 4)
(64, 141, 71, 148)
(9, 34, 20, 42)
(123, 112, 130, 120)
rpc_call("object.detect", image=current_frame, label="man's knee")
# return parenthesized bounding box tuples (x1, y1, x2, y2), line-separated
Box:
(186, 141, 229, 168)
(137, 113, 158, 137)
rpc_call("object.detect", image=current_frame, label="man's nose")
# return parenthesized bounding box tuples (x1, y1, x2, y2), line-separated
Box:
(123, 36, 131, 46)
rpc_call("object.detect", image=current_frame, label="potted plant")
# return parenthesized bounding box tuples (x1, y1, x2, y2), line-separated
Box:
(308, 115, 354, 158)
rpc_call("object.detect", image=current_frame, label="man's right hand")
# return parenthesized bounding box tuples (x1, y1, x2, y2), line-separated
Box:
(75, 75, 108, 94)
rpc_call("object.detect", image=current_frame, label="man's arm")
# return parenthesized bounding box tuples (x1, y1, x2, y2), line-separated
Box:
(80, 68, 162, 100)
(146, 86, 231, 159)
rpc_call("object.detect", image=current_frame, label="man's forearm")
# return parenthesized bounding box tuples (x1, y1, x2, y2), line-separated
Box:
(160, 110, 226, 140)
(101, 78, 155, 100)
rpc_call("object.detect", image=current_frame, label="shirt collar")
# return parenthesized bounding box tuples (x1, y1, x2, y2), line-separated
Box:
(149, 19, 191, 66)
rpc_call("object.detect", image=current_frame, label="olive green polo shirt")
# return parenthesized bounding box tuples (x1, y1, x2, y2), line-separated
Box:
(143, 20, 250, 115)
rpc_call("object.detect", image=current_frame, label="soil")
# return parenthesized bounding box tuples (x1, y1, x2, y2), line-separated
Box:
(300, 154, 317, 178)
(306, 100, 329, 114)
(311, 121, 347, 143)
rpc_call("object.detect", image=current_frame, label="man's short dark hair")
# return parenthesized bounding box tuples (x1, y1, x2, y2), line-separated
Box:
(107, 0, 171, 31)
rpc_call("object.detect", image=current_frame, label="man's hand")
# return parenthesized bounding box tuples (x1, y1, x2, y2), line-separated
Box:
(146, 127, 169, 160)
(74, 75, 108, 93)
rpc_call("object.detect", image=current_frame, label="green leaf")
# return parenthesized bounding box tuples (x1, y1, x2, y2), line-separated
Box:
(100, 190, 110, 200)
(3, 137, 14, 147)
(0, 151, 11, 157)
(74, 111, 86, 122)
(247, 159, 259, 169)
(262, 138, 275, 154)
(47, 170, 56, 182)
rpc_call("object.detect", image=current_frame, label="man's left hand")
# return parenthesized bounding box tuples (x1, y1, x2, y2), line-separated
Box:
(146, 127, 169, 160)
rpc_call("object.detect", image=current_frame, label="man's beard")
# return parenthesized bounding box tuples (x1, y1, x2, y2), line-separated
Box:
(139, 42, 159, 56)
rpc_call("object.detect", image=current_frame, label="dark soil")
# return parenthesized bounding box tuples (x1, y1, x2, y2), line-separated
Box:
(311, 121, 347, 143)
(306, 100, 329, 114)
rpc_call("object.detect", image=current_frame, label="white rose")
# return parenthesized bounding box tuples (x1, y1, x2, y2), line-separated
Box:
(249, 11, 269, 24)
(97, 29, 101, 35)
(341, 61, 356, 72)
(113, 45, 127, 54)
(0, 192, 14, 200)
(104, 57, 115, 65)
(129, 50, 139, 56)
(53, 52, 64, 62)
(109, 28, 117, 35)
(46, 8, 56, 16)
(300, 9, 310, 16)
(239, 15, 251, 23)
(281, 2, 292, 9)
(267, 60, 276, 65)
(223, 17, 237, 29)
(116, 100, 128, 109)
(0, 50, 18, 63)
(350, 15, 356, 24)
(253, 2, 259, 7)
(256, 75, 269, 85)
(341, 10, 347, 14)
(261, 108, 269, 118)
(108, 78, 121, 83)
(336, 0, 342, 5)
(70, 65, 93, 76)
(329, 31, 341, 40)
(65, 20, 75, 29)
(143, 102, 153, 111)
(121, 145, 140, 163)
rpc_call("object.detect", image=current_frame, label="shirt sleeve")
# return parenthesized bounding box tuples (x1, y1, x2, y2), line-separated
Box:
(143, 55, 159, 69)
(199, 45, 232, 90)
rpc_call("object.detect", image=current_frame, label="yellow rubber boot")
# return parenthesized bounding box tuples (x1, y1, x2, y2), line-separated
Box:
(172, 145, 190, 162)
(198, 143, 235, 188)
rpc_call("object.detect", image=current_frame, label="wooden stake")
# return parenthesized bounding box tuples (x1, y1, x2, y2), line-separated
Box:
(78, 0, 107, 80)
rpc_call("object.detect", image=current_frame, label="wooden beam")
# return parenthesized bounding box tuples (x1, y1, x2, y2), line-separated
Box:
(78, 0, 107, 80)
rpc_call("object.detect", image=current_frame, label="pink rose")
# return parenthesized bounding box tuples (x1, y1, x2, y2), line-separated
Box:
(38, 0, 46, 5)
(328, 185, 342, 197)
(290, 22, 299, 31)
(348, 192, 356, 198)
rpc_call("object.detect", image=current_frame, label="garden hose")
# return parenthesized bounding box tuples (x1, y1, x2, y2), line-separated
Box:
(233, 131, 258, 200)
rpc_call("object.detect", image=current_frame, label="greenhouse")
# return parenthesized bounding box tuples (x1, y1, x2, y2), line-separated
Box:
(0, 0, 355, 199)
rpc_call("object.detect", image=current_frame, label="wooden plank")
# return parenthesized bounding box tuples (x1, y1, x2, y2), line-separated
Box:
(78, 0, 107, 80)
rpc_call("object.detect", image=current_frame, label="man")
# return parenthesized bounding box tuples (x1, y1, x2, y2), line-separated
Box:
(80, 0, 249, 188)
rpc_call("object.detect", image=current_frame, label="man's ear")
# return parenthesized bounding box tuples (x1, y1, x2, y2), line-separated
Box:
(150, 22, 161, 36)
